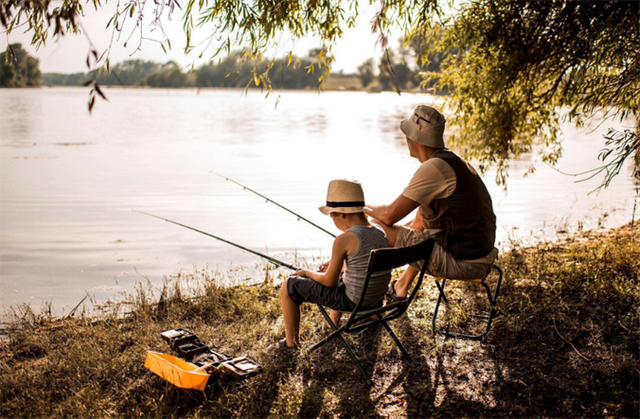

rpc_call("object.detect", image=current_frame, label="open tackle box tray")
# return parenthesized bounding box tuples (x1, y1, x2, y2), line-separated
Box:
(161, 329, 210, 359)
(219, 356, 263, 379)
(151, 328, 262, 386)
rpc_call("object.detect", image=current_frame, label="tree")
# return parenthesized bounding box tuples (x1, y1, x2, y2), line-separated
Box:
(356, 58, 376, 89)
(3, 0, 637, 186)
(144, 62, 188, 88)
(377, 49, 416, 92)
(431, 1, 639, 185)
(1, 43, 41, 87)
(99, 59, 161, 86)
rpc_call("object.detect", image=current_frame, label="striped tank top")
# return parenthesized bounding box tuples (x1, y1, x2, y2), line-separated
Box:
(343, 224, 392, 306)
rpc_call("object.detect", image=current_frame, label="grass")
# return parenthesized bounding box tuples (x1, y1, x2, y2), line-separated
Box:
(1, 223, 638, 418)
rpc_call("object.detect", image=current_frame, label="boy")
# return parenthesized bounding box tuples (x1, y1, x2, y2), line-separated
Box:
(273, 179, 392, 351)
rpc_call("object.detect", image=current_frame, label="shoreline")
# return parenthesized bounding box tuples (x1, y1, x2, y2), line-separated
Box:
(1, 222, 638, 417)
(1, 217, 635, 324)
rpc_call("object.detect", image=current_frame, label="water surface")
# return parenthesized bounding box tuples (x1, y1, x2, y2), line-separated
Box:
(1, 88, 637, 317)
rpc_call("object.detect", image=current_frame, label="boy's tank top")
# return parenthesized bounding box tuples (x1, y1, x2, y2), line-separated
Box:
(343, 224, 392, 306)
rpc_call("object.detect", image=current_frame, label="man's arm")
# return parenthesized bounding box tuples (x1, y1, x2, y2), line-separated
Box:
(292, 232, 357, 287)
(366, 195, 419, 226)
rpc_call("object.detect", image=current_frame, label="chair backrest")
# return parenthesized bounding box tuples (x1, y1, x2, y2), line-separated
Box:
(367, 239, 435, 273)
(344, 239, 435, 329)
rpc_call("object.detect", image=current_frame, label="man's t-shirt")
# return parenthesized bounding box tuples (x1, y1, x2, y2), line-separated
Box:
(401, 157, 457, 233)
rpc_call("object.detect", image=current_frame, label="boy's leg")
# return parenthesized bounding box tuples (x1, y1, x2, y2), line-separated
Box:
(280, 278, 300, 347)
(329, 310, 342, 327)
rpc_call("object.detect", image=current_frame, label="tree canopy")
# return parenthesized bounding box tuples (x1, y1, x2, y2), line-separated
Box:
(2, 0, 638, 185)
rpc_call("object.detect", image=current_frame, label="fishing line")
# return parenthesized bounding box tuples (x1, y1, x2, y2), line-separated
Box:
(211, 171, 336, 238)
(133, 210, 299, 271)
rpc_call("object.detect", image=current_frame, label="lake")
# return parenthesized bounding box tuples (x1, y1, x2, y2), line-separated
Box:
(1, 87, 637, 318)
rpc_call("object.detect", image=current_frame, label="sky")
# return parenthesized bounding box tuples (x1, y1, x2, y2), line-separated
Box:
(1, 2, 401, 75)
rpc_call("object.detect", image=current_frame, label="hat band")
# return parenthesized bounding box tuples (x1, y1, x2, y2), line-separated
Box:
(326, 200, 365, 208)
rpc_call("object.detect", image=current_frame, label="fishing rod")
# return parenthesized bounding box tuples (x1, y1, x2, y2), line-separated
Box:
(211, 171, 336, 238)
(133, 210, 299, 271)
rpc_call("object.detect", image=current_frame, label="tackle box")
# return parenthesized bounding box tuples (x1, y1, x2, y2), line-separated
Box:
(159, 329, 262, 380)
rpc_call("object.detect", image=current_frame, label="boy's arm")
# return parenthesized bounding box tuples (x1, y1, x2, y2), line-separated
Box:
(293, 232, 356, 287)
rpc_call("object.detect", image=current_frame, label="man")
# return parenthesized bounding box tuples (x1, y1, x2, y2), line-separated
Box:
(366, 105, 498, 299)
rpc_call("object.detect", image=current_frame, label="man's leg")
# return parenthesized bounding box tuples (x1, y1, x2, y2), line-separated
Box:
(280, 278, 300, 347)
(376, 223, 433, 298)
(394, 265, 419, 299)
(370, 220, 401, 247)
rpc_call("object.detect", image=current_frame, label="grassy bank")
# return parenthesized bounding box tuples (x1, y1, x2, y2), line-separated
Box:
(1, 224, 638, 418)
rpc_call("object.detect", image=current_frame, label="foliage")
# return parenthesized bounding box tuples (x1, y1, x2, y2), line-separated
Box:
(580, 129, 640, 190)
(41, 71, 91, 86)
(356, 58, 375, 89)
(0, 0, 86, 48)
(196, 51, 321, 89)
(430, 0, 640, 184)
(1, 43, 41, 87)
(145, 61, 190, 88)
(95, 59, 161, 86)
(377, 49, 415, 92)
(41, 53, 329, 89)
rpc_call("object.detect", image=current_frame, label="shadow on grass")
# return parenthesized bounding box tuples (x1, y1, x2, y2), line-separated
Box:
(299, 321, 385, 417)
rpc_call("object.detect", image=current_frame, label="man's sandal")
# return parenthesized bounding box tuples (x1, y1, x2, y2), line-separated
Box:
(386, 280, 407, 302)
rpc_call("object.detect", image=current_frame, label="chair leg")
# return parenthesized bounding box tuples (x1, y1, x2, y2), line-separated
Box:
(312, 306, 372, 385)
(381, 321, 414, 364)
(435, 278, 449, 304)
(481, 265, 504, 338)
(432, 265, 504, 340)
(431, 278, 447, 335)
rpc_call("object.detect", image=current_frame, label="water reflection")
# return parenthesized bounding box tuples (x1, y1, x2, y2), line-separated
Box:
(1, 91, 42, 148)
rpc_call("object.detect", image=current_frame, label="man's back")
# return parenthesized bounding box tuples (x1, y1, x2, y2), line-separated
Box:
(424, 150, 496, 260)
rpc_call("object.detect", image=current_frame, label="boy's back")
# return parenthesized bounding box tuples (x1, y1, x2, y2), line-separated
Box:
(344, 224, 391, 306)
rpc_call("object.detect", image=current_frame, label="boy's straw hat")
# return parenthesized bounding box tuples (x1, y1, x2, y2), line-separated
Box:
(400, 105, 446, 149)
(318, 179, 371, 215)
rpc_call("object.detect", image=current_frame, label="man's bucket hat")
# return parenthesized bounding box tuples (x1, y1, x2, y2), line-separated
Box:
(318, 179, 371, 215)
(400, 105, 446, 149)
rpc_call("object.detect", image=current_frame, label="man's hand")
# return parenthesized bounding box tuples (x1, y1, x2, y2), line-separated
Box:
(365, 196, 419, 226)
(291, 269, 308, 278)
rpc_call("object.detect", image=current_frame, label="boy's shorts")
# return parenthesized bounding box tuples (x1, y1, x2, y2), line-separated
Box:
(286, 276, 382, 312)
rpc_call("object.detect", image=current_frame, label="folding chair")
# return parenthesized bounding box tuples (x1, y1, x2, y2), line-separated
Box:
(309, 239, 435, 385)
(431, 263, 503, 340)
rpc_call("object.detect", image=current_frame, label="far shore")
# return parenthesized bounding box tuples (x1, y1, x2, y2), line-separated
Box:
(3, 80, 442, 95)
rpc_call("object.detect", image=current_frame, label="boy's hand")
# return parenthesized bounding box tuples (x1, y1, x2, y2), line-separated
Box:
(291, 270, 307, 278)
(318, 261, 330, 272)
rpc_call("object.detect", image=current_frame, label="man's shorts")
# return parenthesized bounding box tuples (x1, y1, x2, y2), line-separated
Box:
(396, 226, 498, 280)
(286, 276, 381, 312)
